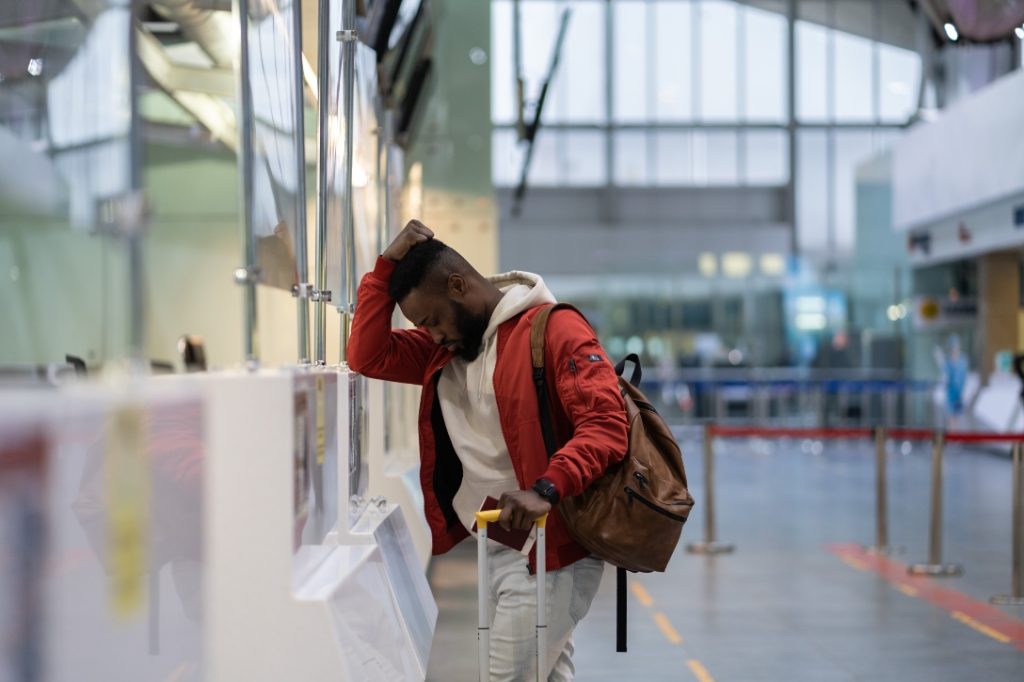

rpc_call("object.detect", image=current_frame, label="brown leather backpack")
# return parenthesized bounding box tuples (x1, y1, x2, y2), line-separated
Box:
(531, 303, 694, 570)
(531, 304, 695, 650)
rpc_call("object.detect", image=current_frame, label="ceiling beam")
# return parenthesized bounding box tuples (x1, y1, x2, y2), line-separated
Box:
(136, 26, 238, 151)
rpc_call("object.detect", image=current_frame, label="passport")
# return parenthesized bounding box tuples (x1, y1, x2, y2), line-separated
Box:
(471, 496, 537, 556)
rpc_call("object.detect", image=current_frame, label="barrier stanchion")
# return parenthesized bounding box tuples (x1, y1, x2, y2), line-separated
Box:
(866, 426, 892, 554)
(686, 422, 735, 555)
(908, 431, 963, 577)
(883, 389, 897, 427)
(991, 442, 1024, 605)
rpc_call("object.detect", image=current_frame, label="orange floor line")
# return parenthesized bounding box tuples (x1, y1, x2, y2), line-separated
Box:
(827, 543, 1024, 652)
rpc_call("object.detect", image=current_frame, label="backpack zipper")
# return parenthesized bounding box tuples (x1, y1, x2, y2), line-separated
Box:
(624, 486, 688, 523)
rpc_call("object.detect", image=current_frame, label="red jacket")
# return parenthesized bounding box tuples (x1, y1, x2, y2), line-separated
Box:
(348, 257, 629, 571)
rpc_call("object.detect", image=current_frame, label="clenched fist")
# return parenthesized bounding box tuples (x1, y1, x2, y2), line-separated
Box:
(497, 489, 551, 532)
(382, 220, 434, 263)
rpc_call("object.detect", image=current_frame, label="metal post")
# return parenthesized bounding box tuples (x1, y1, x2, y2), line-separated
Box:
(376, 97, 388, 257)
(291, 0, 310, 364)
(991, 442, 1024, 604)
(477, 518, 490, 681)
(339, 0, 357, 362)
(340, 310, 352, 366)
(816, 383, 826, 428)
(313, 0, 331, 365)
(126, 8, 147, 372)
(686, 423, 735, 555)
(756, 383, 768, 422)
(536, 516, 547, 680)
(785, 0, 797, 255)
(883, 388, 897, 427)
(867, 427, 892, 554)
(237, 0, 259, 366)
(909, 431, 963, 576)
(859, 387, 869, 427)
(382, 108, 400, 241)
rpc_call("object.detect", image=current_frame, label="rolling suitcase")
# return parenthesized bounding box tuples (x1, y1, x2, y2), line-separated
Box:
(474, 510, 548, 682)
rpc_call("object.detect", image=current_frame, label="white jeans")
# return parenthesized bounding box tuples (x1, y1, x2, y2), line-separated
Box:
(486, 543, 604, 682)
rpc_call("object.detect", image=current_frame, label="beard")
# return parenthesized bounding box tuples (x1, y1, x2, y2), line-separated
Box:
(452, 300, 488, 362)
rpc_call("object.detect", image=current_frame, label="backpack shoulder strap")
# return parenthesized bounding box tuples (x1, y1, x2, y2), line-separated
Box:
(529, 303, 588, 458)
(531, 304, 630, 653)
(529, 303, 589, 371)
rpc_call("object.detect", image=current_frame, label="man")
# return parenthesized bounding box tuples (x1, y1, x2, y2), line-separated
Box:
(348, 220, 628, 681)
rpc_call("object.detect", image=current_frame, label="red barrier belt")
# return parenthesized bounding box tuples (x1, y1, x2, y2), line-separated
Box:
(886, 428, 935, 441)
(707, 426, 872, 439)
(706, 425, 1024, 443)
(946, 432, 1024, 444)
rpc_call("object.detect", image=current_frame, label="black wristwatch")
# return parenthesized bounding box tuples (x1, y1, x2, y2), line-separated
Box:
(532, 478, 560, 506)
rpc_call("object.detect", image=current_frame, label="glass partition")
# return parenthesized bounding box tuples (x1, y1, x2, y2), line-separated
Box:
(0, 0, 135, 230)
(325, 28, 380, 316)
(240, 0, 305, 292)
(351, 45, 381, 280)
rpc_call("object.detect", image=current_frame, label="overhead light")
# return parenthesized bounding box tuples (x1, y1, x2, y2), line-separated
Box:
(795, 296, 826, 314)
(722, 252, 752, 279)
(698, 252, 718, 278)
(27, 58, 43, 77)
(760, 253, 785, 276)
(795, 313, 827, 331)
(1015, 26, 1024, 40)
(944, 22, 958, 42)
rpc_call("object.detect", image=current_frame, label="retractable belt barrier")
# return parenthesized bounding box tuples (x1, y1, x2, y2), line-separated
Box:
(688, 423, 1024, 602)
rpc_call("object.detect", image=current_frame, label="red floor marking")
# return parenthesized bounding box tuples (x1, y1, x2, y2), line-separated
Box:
(827, 543, 1024, 652)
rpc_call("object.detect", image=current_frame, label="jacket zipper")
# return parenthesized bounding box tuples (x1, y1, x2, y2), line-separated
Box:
(568, 358, 585, 402)
(624, 486, 688, 523)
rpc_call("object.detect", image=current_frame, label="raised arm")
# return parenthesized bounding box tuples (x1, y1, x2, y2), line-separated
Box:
(347, 222, 437, 384)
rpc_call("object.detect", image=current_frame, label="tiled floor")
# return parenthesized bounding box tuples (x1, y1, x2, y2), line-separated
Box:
(426, 434, 1024, 681)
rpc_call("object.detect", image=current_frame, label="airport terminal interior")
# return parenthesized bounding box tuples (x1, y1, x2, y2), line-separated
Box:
(2, 0, 1024, 680)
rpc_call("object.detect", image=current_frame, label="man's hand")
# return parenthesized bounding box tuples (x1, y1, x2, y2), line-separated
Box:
(497, 490, 551, 532)
(382, 220, 434, 263)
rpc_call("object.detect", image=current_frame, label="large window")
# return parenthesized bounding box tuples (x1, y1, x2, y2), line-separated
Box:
(491, 0, 921, 255)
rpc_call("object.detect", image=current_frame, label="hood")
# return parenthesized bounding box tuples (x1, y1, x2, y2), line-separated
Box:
(483, 271, 558, 340)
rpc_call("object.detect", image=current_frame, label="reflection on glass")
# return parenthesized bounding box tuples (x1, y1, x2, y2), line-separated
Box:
(0, 2, 133, 229)
(351, 45, 381, 279)
(348, 373, 369, 528)
(325, 27, 380, 307)
(34, 398, 206, 680)
(0, 429, 46, 682)
(241, 0, 304, 291)
(297, 372, 339, 546)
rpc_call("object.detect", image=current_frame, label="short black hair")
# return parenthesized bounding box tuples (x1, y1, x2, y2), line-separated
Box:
(388, 238, 456, 302)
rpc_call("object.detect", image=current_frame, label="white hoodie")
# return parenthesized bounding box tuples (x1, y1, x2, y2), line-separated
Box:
(438, 271, 557, 534)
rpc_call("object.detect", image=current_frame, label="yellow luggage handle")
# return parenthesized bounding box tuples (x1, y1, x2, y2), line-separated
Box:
(474, 510, 547, 528)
